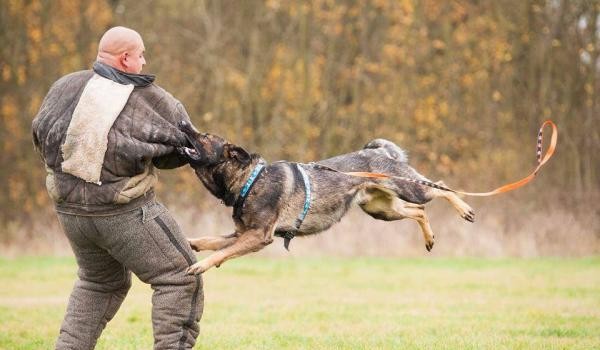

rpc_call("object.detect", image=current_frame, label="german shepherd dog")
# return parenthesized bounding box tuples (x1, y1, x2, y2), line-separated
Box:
(177, 121, 474, 274)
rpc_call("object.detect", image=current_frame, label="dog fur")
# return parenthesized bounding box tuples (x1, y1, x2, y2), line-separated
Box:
(178, 121, 474, 274)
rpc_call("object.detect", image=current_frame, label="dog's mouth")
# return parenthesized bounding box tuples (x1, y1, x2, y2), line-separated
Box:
(178, 121, 225, 166)
(182, 134, 212, 165)
(183, 133, 203, 157)
(180, 146, 202, 162)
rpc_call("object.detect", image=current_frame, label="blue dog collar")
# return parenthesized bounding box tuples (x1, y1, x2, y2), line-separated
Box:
(239, 162, 266, 198)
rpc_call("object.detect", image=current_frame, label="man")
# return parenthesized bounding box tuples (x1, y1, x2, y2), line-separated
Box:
(32, 26, 203, 350)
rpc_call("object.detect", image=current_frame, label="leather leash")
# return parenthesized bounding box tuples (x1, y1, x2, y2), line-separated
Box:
(321, 120, 558, 197)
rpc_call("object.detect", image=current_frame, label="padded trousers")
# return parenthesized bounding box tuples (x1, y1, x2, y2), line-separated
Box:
(54, 200, 203, 350)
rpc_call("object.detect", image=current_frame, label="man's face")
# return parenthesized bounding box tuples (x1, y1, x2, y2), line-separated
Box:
(122, 44, 146, 74)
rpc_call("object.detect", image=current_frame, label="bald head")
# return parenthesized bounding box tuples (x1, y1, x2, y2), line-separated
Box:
(97, 26, 146, 74)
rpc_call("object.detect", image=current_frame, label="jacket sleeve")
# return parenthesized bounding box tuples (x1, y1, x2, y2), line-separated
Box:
(152, 101, 194, 169)
(31, 86, 54, 164)
(32, 127, 45, 163)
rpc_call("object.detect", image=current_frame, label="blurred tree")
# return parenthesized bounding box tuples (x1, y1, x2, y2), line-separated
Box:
(0, 0, 598, 237)
(0, 0, 112, 231)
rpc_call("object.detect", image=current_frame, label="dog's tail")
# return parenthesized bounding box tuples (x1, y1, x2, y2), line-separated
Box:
(364, 138, 408, 163)
(321, 121, 557, 197)
(351, 120, 558, 197)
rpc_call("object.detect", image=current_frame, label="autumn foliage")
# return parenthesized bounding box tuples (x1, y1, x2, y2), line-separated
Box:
(0, 0, 598, 243)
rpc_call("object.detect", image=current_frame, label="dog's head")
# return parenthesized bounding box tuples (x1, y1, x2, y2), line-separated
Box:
(178, 120, 256, 204)
(178, 120, 226, 165)
(178, 120, 252, 167)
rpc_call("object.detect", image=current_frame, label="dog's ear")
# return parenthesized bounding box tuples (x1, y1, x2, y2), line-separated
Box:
(224, 144, 251, 164)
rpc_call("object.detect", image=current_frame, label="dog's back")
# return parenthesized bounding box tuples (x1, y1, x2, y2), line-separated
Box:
(320, 138, 407, 167)
(319, 138, 431, 204)
(363, 138, 408, 163)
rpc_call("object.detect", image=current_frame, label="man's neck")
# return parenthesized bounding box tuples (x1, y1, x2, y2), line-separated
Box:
(92, 61, 155, 87)
(96, 54, 124, 71)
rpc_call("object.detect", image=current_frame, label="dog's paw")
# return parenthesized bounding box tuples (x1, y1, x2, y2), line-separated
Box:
(457, 203, 475, 223)
(462, 210, 475, 223)
(187, 261, 210, 275)
(188, 238, 202, 252)
(425, 236, 435, 252)
(461, 208, 475, 223)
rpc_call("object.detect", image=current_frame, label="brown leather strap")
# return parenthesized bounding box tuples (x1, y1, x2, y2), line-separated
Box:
(341, 120, 558, 197)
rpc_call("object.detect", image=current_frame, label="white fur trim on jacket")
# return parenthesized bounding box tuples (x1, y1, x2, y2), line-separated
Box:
(61, 74, 134, 185)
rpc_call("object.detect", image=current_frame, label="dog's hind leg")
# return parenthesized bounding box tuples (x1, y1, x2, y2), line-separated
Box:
(427, 181, 475, 222)
(358, 186, 435, 251)
(390, 202, 435, 252)
(188, 232, 239, 252)
(409, 208, 436, 252)
(187, 227, 274, 274)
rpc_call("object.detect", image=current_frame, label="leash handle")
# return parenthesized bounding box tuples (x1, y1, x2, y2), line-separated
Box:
(454, 120, 557, 196)
(343, 120, 558, 197)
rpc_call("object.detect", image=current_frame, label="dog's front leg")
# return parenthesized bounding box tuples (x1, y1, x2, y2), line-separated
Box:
(188, 232, 239, 252)
(187, 228, 274, 274)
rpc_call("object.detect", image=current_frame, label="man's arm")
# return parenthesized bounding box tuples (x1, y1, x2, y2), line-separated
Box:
(153, 101, 194, 169)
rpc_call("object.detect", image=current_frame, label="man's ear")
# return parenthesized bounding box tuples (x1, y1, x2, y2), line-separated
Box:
(119, 52, 129, 70)
(224, 144, 251, 163)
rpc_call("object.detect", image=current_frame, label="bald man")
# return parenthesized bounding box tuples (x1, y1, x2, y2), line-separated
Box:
(32, 27, 203, 349)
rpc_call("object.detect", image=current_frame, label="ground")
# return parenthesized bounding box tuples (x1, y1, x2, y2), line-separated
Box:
(0, 256, 599, 349)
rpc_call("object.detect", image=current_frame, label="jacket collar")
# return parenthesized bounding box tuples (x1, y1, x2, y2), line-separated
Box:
(92, 61, 155, 87)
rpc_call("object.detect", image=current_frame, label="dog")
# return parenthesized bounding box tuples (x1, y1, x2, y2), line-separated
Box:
(177, 121, 474, 274)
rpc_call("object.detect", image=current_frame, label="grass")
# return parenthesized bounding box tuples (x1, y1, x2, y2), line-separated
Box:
(0, 256, 599, 349)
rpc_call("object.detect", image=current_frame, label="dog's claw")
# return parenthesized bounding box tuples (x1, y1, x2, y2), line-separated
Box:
(187, 261, 208, 275)
(462, 210, 475, 223)
(186, 267, 203, 275)
(425, 239, 434, 252)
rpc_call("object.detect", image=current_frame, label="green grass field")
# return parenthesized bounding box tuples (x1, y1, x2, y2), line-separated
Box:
(1, 256, 599, 349)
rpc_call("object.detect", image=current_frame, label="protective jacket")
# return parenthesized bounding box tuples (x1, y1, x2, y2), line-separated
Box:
(32, 62, 190, 215)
